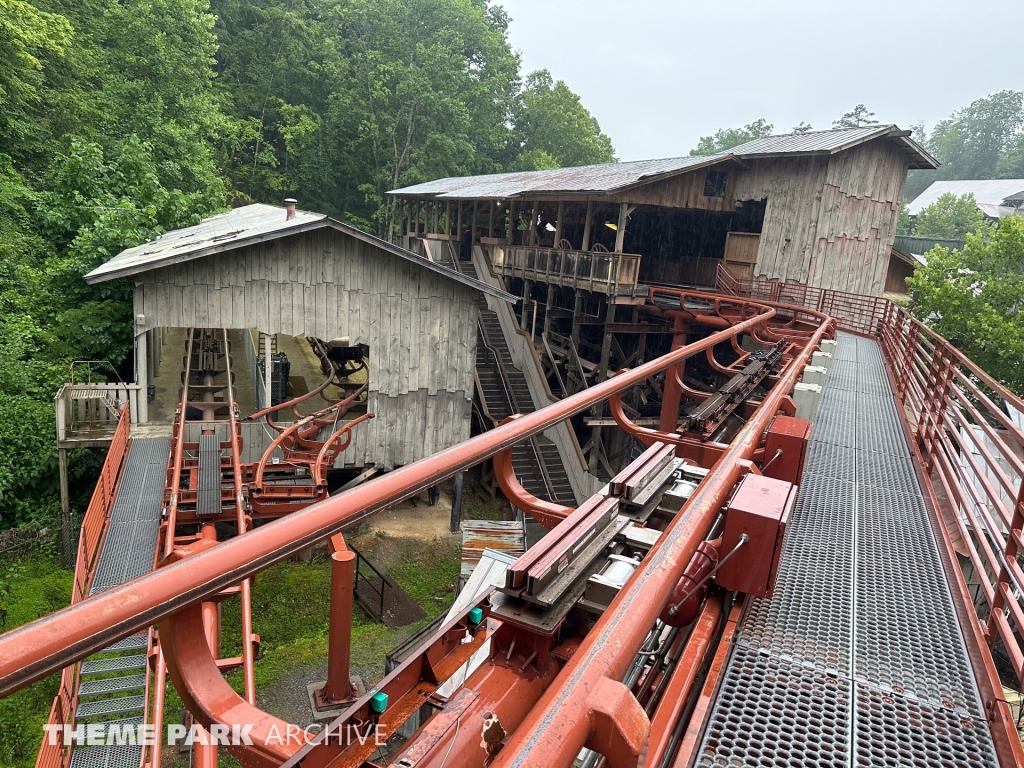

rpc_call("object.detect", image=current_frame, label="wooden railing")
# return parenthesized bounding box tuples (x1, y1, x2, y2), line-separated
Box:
(715, 263, 890, 337)
(36, 407, 132, 768)
(879, 305, 1024, 688)
(492, 245, 642, 296)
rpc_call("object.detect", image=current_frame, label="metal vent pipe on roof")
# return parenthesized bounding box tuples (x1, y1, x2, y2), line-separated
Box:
(284, 198, 297, 220)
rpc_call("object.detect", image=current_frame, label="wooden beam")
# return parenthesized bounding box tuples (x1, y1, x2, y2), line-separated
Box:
(582, 201, 594, 251)
(472, 200, 478, 241)
(554, 200, 564, 247)
(488, 201, 495, 239)
(614, 201, 628, 253)
(457, 201, 464, 242)
(507, 200, 516, 245)
(529, 200, 539, 245)
(444, 201, 451, 238)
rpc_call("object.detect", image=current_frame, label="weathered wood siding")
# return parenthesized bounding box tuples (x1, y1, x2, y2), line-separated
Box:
(734, 141, 908, 296)
(134, 228, 479, 469)
(608, 166, 738, 211)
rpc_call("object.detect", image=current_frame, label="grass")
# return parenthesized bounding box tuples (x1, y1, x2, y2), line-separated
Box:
(0, 552, 74, 768)
(160, 532, 461, 766)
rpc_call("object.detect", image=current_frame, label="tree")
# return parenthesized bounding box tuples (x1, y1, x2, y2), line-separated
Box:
(906, 91, 1024, 200)
(907, 217, 1024, 394)
(515, 70, 615, 170)
(913, 193, 990, 239)
(690, 119, 773, 155)
(832, 104, 878, 129)
(792, 122, 813, 134)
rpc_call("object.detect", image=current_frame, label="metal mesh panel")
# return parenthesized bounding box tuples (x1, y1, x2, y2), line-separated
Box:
(81, 655, 147, 676)
(79, 674, 146, 698)
(75, 694, 145, 719)
(737, 473, 853, 674)
(197, 433, 222, 516)
(854, 685, 997, 767)
(698, 333, 997, 764)
(89, 438, 167, 595)
(856, 485, 982, 716)
(101, 633, 148, 652)
(696, 647, 851, 768)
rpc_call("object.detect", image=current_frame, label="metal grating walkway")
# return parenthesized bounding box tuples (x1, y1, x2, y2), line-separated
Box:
(89, 438, 169, 595)
(71, 438, 169, 768)
(697, 333, 999, 767)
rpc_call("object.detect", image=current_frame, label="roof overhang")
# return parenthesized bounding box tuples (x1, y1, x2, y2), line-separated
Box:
(85, 212, 516, 303)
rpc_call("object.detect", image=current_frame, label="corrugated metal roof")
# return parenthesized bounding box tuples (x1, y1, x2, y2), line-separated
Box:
(907, 179, 1024, 215)
(391, 154, 731, 199)
(390, 125, 937, 201)
(728, 125, 937, 169)
(84, 203, 515, 301)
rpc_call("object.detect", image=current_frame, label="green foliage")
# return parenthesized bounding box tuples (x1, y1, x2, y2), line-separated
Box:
(832, 104, 878, 129)
(896, 200, 912, 236)
(906, 90, 1024, 200)
(792, 122, 813, 134)
(912, 192, 991, 239)
(516, 69, 615, 169)
(907, 217, 1024, 394)
(0, 553, 72, 767)
(690, 118, 773, 155)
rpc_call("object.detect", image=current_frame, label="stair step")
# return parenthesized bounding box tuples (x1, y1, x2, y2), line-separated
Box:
(70, 725, 143, 768)
(81, 655, 147, 676)
(79, 674, 146, 698)
(76, 694, 145, 719)
(100, 634, 149, 653)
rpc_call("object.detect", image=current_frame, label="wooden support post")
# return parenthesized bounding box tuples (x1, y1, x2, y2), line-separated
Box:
(589, 299, 618, 473)
(570, 292, 584, 347)
(472, 200, 478, 241)
(488, 201, 495, 238)
(457, 200, 464, 242)
(432, 201, 438, 235)
(135, 320, 148, 424)
(450, 472, 465, 533)
(582, 201, 594, 252)
(445, 201, 451, 238)
(614, 202, 628, 253)
(58, 447, 72, 567)
(521, 279, 532, 328)
(554, 201, 564, 247)
(264, 333, 273, 411)
(529, 200, 539, 245)
(543, 284, 555, 340)
(508, 200, 516, 245)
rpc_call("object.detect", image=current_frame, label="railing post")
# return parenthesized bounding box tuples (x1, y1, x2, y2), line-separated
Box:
(315, 547, 358, 706)
(918, 343, 953, 471)
(988, 473, 1024, 648)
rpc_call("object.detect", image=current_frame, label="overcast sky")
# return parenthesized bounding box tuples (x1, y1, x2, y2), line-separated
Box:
(497, 0, 1021, 160)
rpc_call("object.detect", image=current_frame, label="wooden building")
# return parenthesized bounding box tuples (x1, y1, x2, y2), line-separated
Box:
(390, 125, 938, 298)
(85, 203, 513, 470)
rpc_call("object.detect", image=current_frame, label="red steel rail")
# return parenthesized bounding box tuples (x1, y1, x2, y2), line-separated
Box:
(0, 296, 781, 700)
(879, 305, 1024, 689)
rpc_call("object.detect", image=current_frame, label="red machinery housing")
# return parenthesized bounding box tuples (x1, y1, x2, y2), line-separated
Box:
(715, 473, 795, 598)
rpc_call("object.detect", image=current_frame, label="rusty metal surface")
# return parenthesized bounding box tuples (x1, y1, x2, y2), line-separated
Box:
(728, 124, 937, 168)
(460, 520, 526, 580)
(83, 203, 514, 301)
(389, 154, 730, 199)
(391, 127, 935, 202)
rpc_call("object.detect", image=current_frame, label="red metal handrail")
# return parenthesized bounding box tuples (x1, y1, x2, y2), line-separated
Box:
(879, 306, 1024, 685)
(36, 405, 131, 768)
